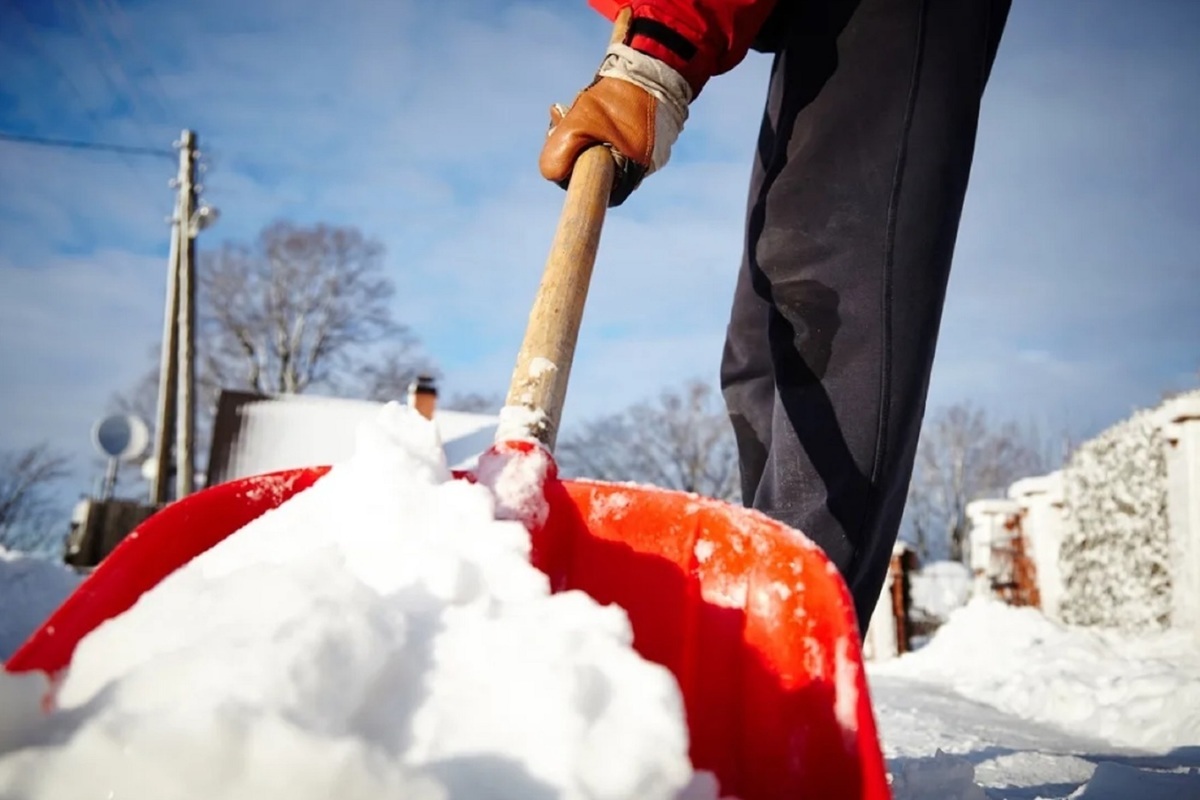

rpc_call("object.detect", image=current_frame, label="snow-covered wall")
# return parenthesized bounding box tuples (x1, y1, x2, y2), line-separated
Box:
(908, 561, 973, 622)
(1008, 471, 1066, 620)
(1, 547, 81, 661)
(1058, 406, 1172, 630)
(965, 498, 1020, 597)
(990, 390, 1200, 633)
(1157, 393, 1200, 637)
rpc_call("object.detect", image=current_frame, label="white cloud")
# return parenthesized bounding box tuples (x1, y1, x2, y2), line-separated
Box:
(0, 146, 171, 259)
(0, 250, 164, 463)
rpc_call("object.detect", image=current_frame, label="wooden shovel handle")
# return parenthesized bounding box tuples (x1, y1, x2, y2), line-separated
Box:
(504, 8, 630, 450)
(504, 145, 613, 450)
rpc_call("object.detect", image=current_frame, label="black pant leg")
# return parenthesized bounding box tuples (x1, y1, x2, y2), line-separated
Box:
(721, 0, 1010, 630)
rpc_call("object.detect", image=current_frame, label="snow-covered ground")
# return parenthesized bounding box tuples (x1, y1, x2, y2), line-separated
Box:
(0, 547, 81, 661)
(870, 599, 1200, 799)
(908, 560, 973, 622)
(1, 404, 1198, 799)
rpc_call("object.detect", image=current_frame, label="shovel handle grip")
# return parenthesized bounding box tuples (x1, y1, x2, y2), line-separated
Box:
(504, 9, 630, 450)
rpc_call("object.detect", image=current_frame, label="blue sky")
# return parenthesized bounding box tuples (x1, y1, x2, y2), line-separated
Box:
(1, 0, 1197, 499)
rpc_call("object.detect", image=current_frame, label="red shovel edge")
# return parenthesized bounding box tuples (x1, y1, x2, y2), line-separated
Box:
(5, 11, 892, 798)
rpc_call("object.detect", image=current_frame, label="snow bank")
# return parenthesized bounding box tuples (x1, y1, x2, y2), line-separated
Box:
(908, 560, 972, 622)
(872, 598, 1200, 751)
(0, 404, 717, 800)
(1059, 405, 1172, 629)
(0, 547, 81, 662)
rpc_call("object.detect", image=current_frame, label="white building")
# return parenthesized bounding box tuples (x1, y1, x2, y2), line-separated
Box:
(1008, 471, 1066, 620)
(970, 390, 1200, 637)
(206, 387, 499, 488)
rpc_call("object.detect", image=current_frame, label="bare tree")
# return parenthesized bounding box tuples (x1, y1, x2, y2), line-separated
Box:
(110, 358, 160, 426)
(442, 391, 505, 414)
(0, 444, 72, 552)
(199, 221, 407, 396)
(107, 221, 439, 495)
(106, 351, 220, 494)
(903, 402, 1054, 563)
(556, 379, 740, 502)
(103, 358, 160, 490)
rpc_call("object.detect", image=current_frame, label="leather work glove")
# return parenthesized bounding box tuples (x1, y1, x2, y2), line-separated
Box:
(539, 43, 693, 207)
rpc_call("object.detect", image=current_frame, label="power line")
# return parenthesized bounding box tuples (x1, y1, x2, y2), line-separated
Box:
(0, 131, 174, 159)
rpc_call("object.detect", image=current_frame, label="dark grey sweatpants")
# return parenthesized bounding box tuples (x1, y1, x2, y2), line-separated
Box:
(721, 0, 1010, 631)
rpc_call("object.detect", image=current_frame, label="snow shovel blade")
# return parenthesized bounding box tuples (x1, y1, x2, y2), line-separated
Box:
(6, 462, 890, 800)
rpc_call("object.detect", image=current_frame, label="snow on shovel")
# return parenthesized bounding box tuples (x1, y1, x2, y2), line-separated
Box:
(6, 11, 892, 800)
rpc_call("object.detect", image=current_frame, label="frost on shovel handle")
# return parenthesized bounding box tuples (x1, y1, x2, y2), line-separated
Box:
(497, 402, 550, 443)
(528, 357, 558, 379)
(501, 355, 558, 444)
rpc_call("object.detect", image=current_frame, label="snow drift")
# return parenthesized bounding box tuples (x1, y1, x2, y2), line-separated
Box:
(0, 547, 81, 662)
(908, 560, 972, 622)
(872, 597, 1200, 751)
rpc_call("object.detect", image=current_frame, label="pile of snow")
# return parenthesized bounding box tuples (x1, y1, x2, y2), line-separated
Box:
(872, 597, 1200, 752)
(0, 404, 718, 800)
(0, 547, 81, 661)
(908, 560, 972, 622)
(1059, 404, 1171, 629)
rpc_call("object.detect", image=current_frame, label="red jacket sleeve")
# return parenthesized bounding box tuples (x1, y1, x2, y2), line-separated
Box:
(617, 0, 780, 97)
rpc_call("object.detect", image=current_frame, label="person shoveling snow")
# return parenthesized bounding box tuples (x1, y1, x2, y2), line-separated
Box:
(0, 404, 721, 800)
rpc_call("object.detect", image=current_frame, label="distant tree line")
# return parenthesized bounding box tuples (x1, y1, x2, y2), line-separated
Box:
(555, 379, 741, 503)
(559, 388, 1065, 567)
(902, 402, 1060, 564)
(0, 444, 71, 553)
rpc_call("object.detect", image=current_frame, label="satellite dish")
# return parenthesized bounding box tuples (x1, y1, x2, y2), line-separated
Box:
(92, 414, 150, 461)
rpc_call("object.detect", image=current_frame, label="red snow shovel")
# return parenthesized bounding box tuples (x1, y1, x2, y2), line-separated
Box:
(6, 11, 892, 800)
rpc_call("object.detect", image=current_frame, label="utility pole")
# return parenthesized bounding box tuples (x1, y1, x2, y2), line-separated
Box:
(149, 132, 192, 505)
(175, 130, 198, 500)
(149, 130, 214, 504)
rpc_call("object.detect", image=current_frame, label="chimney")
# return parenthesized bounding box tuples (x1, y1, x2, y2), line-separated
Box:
(408, 375, 438, 420)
